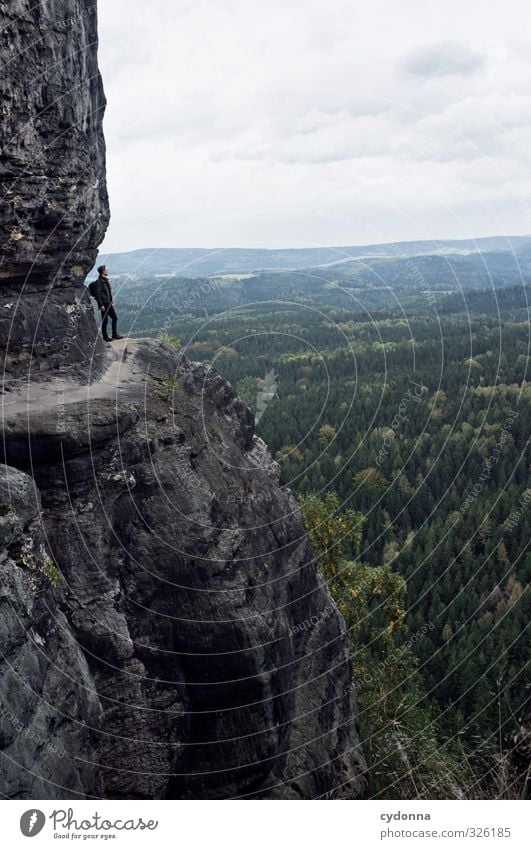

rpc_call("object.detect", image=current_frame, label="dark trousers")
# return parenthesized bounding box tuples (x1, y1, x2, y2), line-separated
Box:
(101, 303, 118, 338)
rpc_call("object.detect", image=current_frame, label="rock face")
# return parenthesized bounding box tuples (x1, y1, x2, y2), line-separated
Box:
(0, 464, 102, 798)
(0, 2, 367, 799)
(0, 0, 109, 384)
(0, 341, 367, 799)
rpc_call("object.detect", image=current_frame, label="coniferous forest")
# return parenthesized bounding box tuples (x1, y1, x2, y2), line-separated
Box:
(109, 256, 530, 798)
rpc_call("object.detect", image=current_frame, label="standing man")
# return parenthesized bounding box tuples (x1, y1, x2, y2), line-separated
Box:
(94, 265, 123, 343)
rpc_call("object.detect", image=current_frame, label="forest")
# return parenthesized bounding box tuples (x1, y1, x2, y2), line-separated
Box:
(109, 262, 530, 798)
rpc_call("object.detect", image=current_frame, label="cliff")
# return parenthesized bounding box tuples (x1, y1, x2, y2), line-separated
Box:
(0, 1, 367, 799)
(0, 0, 109, 384)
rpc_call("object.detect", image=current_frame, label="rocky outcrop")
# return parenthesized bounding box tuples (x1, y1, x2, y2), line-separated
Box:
(0, 463, 102, 798)
(0, 1, 367, 799)
(1, 340, 367, 798)
(0, 0, 109, 384)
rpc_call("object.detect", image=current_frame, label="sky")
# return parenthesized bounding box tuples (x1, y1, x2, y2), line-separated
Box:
(97, 0, 531, 252)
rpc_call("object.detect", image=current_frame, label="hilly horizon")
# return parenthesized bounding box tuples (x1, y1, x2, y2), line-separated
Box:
(93, 233, 531, 279)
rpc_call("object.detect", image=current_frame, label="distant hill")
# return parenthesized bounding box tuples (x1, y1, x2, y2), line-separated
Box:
(92, 234, 531, 278)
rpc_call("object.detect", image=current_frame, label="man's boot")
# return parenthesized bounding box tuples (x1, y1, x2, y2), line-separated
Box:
(102, 334, 112, 343)
(112, 334, 125, 340)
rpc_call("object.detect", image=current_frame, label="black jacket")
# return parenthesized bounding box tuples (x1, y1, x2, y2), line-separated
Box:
(94, 275, 113, 308)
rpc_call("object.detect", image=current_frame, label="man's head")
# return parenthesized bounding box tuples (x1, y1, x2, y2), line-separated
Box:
(97, 265, 108, 277)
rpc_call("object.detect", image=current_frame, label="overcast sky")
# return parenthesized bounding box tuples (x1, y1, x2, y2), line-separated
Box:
(97, 0, 531, 252)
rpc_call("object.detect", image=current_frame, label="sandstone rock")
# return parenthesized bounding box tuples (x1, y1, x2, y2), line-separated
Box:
(0, 464, 103, 799)
(0, 0, 109, 385)
(0, 340, 367, 798)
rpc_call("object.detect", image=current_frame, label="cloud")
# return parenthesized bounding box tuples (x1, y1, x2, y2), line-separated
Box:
(210, 111, 400, 164)
(398, 41, 486, 79)
(96, 1, 531, 251)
